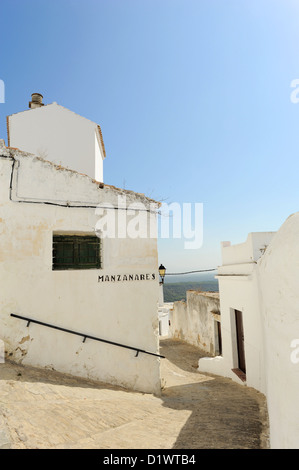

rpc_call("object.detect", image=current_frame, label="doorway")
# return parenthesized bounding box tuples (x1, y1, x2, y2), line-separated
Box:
(234, 309, 246, 374)
(215, 320, 222, 356)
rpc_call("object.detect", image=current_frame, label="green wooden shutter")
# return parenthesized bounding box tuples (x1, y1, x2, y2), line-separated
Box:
(53, 235, 101, 270)
(78, 236, 101, 269)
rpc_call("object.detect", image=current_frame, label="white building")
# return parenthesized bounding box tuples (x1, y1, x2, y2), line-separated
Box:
(198, 214, 299, 448)
(0, 95, 162, 395)
(157, 279, 172, 337)
(7, 93, 106, 182)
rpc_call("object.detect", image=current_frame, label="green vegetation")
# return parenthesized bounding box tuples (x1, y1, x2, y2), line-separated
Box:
(163, 280, 219, 302)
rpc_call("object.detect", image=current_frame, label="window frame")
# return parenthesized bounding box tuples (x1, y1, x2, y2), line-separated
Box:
(52, 234, 101, 271)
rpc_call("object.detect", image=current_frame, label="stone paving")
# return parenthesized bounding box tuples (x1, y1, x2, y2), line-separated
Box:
(0, 338, 269, 449)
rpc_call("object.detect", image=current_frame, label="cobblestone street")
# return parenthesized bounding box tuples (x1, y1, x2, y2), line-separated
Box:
(0, 338, 269, 449)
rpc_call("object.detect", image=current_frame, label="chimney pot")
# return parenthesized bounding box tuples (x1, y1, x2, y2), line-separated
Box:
(29, 93, 44, 109)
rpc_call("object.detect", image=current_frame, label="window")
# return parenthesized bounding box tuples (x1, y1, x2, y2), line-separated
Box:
(53, 235, 101, 270)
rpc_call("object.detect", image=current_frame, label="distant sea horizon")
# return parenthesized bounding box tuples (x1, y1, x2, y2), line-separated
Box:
(163, 271, 218, 284)
(162, 271, 219, 302)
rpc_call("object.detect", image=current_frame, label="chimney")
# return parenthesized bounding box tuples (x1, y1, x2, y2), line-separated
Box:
(29, 93, 44, 109)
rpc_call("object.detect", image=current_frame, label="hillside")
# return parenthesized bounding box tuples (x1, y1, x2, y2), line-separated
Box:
(163, 279, 219, 302)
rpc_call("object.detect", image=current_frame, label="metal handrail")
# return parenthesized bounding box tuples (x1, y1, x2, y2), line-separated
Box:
(10, 313, 165, 359)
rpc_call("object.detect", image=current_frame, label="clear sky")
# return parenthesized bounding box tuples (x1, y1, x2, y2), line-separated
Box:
(1, 0, 299, 273)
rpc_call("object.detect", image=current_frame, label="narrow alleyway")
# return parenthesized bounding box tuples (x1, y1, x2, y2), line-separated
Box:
(159, 339, 269, 449)
(0, 338, 269, 449)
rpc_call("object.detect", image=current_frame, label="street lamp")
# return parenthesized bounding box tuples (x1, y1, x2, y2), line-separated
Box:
(159, 264, 166, 285)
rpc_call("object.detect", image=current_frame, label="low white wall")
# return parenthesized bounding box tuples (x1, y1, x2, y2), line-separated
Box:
(221, 232, 274, 266)
(170, 291, 220, 354)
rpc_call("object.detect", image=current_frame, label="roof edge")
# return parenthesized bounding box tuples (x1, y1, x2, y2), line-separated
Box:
(1, 142, 159, 205)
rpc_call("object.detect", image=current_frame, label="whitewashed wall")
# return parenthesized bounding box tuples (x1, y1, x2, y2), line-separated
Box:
(170, 291, 220, 355)
(198, 233, 275, 391)
(258, 213, 299, 448)
(8, 103, 105, 182)
(0, 143, 161, 394)
(198, 218, 299, 449)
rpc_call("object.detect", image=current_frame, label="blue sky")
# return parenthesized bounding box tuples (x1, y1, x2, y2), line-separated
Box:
(1, 0, 299, 273)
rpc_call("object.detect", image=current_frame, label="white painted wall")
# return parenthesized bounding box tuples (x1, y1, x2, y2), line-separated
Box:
(0, 142, 161, 395)
(170, 291, 220, 354)
(221, 232, 274, 266)
(198, 233, 275, 391)
(157, 284, 171, 337)
(198, 270, 267, 391)
(8, 102, 105, 182)
(158, 307, 170, 337)
(258, 213, 299, 448)
(198, 217, 299, 448)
